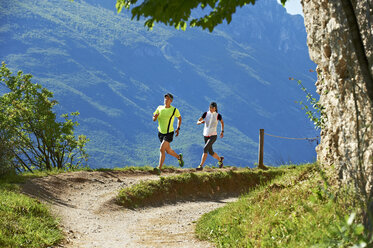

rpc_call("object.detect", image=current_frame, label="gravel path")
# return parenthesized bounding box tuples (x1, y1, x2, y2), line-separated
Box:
(22, 170, 237, 248)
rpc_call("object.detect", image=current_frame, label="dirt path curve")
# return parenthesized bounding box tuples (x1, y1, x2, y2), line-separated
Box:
(22, 170, 237, 248)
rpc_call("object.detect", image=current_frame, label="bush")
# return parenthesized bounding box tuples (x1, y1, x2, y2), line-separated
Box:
(0, 62, 89, 171)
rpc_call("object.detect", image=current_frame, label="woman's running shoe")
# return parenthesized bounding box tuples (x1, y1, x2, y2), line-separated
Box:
(218, 156, 224, 168)
(196, 165, 203, 171)
(153, 167, 161, 175)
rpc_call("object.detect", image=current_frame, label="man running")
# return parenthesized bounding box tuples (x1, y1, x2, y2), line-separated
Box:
(196, 102, 224, 171)
(153, 93, 184, 173)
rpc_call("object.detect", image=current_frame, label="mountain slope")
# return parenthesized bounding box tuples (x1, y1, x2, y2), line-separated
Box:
(0, 0, 317, 168)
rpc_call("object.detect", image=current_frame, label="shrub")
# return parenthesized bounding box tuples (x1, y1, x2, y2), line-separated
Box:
(0, 62, 89, 171)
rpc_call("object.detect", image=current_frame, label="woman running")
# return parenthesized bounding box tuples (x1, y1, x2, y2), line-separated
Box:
(196, 102, 224, 171)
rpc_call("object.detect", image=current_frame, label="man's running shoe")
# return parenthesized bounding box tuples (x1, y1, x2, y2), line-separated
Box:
(153, 167, 161, 175)
(196, 165, 203, 171)
(218, 156, 224, 168)
(178, 153, 184, 167)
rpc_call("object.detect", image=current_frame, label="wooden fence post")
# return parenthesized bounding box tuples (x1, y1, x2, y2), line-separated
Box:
(258, 129, 265, 169)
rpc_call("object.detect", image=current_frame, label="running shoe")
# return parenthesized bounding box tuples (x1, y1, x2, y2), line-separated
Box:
(196, 165, 203, 171)
(153, 167, 161, 175)
(218, 156, 224, 168)
(178, 153, 184, 167)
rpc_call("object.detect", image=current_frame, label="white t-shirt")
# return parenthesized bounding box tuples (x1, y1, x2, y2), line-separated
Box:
(202, 111, 222, 137)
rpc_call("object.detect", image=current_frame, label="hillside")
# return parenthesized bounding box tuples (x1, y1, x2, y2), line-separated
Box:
(0, 0, 317, 168)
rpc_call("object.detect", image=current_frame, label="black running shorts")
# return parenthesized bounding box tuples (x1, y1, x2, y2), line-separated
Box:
(158, 131, 174, 143)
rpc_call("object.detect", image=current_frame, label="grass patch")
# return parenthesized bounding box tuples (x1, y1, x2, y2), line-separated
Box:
(116, 167, 287, 208)
(195, 163, 370, 247)
(0, 172, 63, 248)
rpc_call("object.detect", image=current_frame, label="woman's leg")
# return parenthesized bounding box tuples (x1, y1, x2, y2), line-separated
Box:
(201, 136, 217, 166)
(199, 152, 208, 166)
(212, 152, 221, 161)
(207, 136, 223, 163)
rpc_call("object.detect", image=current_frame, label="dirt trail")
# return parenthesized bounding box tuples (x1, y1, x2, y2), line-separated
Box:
(22, 170, 237, 248)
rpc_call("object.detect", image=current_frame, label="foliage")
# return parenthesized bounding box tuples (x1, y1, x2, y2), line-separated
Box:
(0, 62, 89, 171)
(116, 0, 289, 31)
(327, 212, 371, 248)
(0, 176, 63, 248)
(292, 77, 326, 130)
(196, 163, 372, 247)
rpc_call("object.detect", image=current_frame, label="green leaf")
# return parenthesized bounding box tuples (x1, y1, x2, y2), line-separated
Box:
(354, 224, 364, 235)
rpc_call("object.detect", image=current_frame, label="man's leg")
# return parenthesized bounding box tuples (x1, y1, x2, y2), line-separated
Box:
(158, 140, 169, 169)
(165, 142, 180, 159)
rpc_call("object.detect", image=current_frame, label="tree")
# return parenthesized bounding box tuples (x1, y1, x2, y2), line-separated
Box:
(340, 0, 373, 102)
(0, 62, 89, 171)
(116, 0, 287, 31)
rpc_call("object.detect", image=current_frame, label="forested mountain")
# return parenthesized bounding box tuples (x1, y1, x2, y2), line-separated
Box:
(0, 0, 317, 168)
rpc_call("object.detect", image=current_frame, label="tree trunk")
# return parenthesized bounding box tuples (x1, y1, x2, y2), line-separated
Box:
(301, 0, 373, 232)
(340, 0, 373, 102)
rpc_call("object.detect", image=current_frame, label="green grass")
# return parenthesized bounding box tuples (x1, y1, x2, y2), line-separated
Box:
(116, 167, 286, 208)
(195, 163, 370, 247)
(0, 172, 63, 248)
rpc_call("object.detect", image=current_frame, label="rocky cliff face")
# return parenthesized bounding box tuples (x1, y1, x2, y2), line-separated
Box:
(301, 0, 373, 194)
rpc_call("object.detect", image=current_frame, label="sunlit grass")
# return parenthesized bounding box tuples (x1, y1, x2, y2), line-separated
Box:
(0, 172, 63, 248)
(195, 163, 367, 247)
